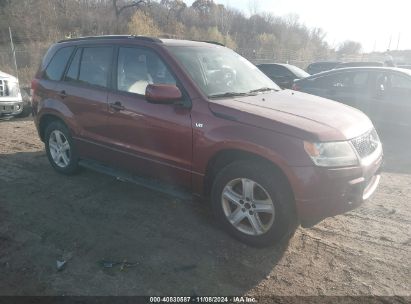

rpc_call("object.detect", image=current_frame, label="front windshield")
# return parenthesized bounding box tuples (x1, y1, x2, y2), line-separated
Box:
(167, 46, 280, 97)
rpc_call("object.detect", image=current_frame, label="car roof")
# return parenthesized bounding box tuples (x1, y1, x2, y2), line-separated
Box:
(308, 61, 341, 65)
(257, 63, 294, 68)
(57, 35, 224, 48)
(303, 66, 411, 79)
(160, 38, 224, 47)
(335, 61, 384, 67)
(338, 61, 382, 64)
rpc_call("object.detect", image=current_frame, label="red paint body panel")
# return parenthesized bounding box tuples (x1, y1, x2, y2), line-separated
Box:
(105, 90, 193, 186)
(32, 37, 383, 225)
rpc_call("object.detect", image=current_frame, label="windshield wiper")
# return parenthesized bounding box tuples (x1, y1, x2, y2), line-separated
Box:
(248, 87, 279, 94)
(208, 92, 254, 98)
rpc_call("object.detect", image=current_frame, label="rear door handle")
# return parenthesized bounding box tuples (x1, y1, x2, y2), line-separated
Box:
(57, 90, 67, 98)
(109, 101, 125, 111)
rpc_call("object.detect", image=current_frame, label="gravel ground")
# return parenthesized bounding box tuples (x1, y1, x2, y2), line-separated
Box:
(0, 118, 410, 299)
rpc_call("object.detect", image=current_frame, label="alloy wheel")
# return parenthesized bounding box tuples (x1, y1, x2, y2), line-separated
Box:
(48, 130, 71, 168)
(221, 178, 275, 236)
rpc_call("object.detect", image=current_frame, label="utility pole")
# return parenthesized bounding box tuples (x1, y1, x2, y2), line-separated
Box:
(396, 33, 401, 50)
(387, 35, 392, 51)
(8, 27, 19, 79)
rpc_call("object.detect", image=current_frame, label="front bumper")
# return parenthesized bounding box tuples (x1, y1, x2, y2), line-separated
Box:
(0, 99, 24, 115)
(291, 151, 383, 227)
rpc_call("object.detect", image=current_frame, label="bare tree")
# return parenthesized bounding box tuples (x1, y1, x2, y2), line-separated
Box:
(337, 40, 362, 56)
(0, 0, 337, 84)
(248, 0, 259, 16)
(161, 0, 187, 25)
(112, 0, 149, 18)
(112, 0, 150, 31)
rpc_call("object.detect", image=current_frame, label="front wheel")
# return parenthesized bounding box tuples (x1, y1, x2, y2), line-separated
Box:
(211, 161, 296, 247)
(45, 121, 79, 175)
(15, 103, 32, 118)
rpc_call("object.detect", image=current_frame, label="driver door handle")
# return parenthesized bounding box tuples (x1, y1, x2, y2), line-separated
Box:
(109, 101, 125, 111)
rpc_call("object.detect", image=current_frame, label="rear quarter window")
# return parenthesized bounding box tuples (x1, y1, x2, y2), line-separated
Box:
(311, 72, 361, 88)
(43, 46, 74, 81)
(390, 73, 411, 90)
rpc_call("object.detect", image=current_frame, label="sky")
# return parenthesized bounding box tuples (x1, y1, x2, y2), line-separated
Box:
(185, 0, 410, 52)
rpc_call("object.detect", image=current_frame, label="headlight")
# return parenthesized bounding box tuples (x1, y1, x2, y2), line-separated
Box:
(304, 141, 359, 167)
(7, 80, 20, 97)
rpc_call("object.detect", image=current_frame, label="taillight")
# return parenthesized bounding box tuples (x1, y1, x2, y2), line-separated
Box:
(291, 83, 301, 91)
(30, 79, 39, 98)
(30, 79, 40, 106)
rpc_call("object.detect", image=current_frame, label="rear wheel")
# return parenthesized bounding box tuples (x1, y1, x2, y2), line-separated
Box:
(211, 161, 296, 247)
(45, 121, 79, 175)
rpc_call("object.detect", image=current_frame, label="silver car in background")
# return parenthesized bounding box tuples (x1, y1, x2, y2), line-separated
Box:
(0, 70, 29, 117)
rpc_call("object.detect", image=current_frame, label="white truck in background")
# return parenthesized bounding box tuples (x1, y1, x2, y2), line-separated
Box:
(0, 70, 31, 118)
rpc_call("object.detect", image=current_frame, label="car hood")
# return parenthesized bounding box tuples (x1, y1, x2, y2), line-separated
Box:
(208, 90, 373, 142)
(0, 71, 18, 82)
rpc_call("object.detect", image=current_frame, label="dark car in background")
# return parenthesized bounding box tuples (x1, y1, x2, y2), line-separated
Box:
(306, 61, 341, 75)
(257, 63, 309, 89)
(293, 67, 411, 129)
(334, 62, 384, 69)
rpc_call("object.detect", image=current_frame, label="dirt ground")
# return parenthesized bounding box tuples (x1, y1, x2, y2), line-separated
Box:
(0, 117, 410, 298)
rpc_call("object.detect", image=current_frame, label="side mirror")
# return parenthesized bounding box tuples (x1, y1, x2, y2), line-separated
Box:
(145, 84, 182, 104)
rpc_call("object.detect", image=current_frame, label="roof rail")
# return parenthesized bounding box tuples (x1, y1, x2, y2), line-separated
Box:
(58, 35, 162, 44)
(200, 40, 225, 46)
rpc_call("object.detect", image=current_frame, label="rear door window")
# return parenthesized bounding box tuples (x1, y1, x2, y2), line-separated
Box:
(44, 46, 74, 81)
(387, 73, 411, 105)
(312, 71, 368, 89)
(390, 74, 411, 90)
(351, 72, 369, 89)
(260, 65, 291, 77)
(78, 47, 113, 88)
(312, 73, 347, 88)
(65, 48, 82, 82)
(373, 72, 411, 104)
(374, 72, 389, 92)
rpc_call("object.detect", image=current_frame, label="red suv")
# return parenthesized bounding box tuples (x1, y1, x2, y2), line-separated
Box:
(32, 36, 383, 247)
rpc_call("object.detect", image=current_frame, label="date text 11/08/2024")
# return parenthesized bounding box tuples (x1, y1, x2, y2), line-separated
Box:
(149, 296, 257, 303)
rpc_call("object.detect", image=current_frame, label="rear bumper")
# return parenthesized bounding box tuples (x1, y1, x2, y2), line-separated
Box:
(0, 99, 24, 115)
(291, 152, 383, 227)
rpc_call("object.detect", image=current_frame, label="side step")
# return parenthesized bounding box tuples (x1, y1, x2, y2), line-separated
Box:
(78, 159, 192, 200)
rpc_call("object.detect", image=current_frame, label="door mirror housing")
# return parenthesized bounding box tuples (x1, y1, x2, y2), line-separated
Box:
(145, 84, 182, 104)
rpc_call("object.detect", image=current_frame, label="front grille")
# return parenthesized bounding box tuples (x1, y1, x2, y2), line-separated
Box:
(351, 129, 380, 159)
(0, 79, 7, 97)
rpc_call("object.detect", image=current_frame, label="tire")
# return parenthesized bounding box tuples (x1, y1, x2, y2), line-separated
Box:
(211, 161, 297, 247)
(15, 103, 32, 118)
(44, 120, 80, 175)
(15, 89, 32, 118)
